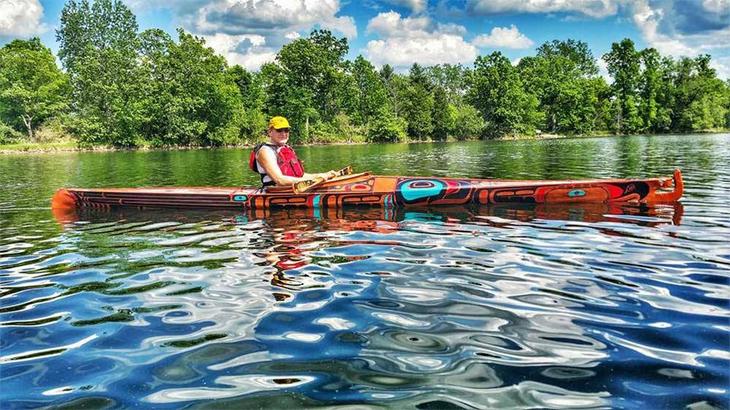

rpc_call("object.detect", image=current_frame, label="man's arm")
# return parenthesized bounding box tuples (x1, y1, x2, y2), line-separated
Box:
(257, 148, 335, 186)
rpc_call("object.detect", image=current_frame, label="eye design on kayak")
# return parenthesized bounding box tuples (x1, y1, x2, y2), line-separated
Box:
(568, 189, 586, 197)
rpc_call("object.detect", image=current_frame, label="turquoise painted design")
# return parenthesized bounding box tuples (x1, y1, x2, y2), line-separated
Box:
(400, 180, 446, 202)
(233, 195, 248, 202)
(568, 189, 586, 198)
(311, 195, 322, 219)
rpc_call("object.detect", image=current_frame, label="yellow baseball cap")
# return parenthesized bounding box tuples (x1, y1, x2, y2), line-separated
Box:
(268, 116, 290, 130)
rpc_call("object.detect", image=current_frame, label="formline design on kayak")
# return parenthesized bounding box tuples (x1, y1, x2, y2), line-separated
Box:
(51, 169, 684, 216)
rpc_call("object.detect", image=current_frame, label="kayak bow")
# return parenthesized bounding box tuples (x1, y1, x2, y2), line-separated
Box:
(52, 169, 684, 213)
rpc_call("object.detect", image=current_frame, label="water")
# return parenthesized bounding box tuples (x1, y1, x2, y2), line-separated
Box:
(1, 134, 729, 408)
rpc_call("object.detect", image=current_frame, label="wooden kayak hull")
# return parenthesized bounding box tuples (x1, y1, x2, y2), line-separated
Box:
(52, 169, 684, 213)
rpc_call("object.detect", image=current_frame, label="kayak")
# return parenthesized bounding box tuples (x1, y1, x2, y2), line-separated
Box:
(52, 169, 684, 212)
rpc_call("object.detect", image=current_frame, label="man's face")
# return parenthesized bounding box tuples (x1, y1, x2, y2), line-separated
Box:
(269, 127, 290, 145)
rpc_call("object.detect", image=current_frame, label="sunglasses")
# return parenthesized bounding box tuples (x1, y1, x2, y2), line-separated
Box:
(275, 128, 290, 133)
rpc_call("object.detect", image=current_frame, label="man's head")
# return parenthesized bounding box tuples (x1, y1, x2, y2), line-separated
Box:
(267, 116, 290, 145)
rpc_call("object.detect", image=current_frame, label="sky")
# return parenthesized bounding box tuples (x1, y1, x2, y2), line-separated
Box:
(1, 0, 729, 80)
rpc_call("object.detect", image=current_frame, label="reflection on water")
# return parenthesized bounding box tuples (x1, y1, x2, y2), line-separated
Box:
(1, 134, 729, 408)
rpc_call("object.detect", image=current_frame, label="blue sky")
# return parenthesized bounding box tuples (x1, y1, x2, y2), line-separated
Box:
(1, 0, 729, 79)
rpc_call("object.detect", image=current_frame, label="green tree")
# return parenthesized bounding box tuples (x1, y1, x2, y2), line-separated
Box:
(519, 40, 601, 134)
(431, 86, 453, 140)
(57, 0, 142, 146)
(451, 104, 485, 140)
(638, 48, 662, 132)
(679, 55, 728, 131)
(426, 64, 469, 105)
(0, 38, 69, 140)
(368, 106, 407, 142)
(467, 52, 541, 137)
(348, 55, 388, 126)
(267, 29, 349, 140)
(227, 65, 266, 141)
(137, 29, 244, 146)
(380, 64, 408, 119)
(403, 63, 434, 140)
(604, 38, 643, 134)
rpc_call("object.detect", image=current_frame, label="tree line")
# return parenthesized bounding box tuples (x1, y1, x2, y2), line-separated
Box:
(1, 0, 729, 147)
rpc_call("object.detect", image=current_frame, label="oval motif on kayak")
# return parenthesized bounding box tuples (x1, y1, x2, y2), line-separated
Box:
(568, 190, 586, 198)
(399, 179, 446, 202)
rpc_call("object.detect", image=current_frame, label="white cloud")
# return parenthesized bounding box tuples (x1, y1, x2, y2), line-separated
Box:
(202, 33, 277, 71)
(467, 0, 620, 18)
(630, 1, 730, 55)
(125, 0, 356, 71)
(473, 25, 534, 49)
(710, 56, 730, 80)
(364, 11, 477, 68)
(381, 0, 427, 13)
(0, 0, 45, 37)
(596, 57, 612, 83)
(625, 0, 730, 80)
(702, 0, 730, 14)
(190, 0, 356, 40)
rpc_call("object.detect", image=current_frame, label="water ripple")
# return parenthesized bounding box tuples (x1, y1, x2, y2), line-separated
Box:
(1, 134, 729, 408)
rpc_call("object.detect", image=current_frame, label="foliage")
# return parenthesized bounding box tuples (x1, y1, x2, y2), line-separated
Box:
(431, 86, 453, 140)
(0, 120, 22, 143)
(0, 38, 69, 141)
(137, 29, 244, 146)
(604, 38, 643, 134)
(347, 55, 388, 126)
(57, 0, 142, 146)
(451, 104, 485, 140)
(519, 40, 604, 134)
(2, 3, 728, 149)
(368, 107, 407, 142)
(467, 52, 542, 138)
(402, 63, 434, 140)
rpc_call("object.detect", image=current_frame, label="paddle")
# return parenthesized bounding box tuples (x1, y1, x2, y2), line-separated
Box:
(293, 166, 353, 194)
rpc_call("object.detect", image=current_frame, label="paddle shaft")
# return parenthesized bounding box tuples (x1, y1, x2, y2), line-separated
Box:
(293, 166, 352, 194)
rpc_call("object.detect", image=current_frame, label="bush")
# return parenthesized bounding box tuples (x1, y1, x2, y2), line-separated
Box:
(368, 109, 407, 143)
(452, 105, 485, 140)
(0, 121, 23, 144)
(306, 114, 367, 144)
(34, 116, 74, 143)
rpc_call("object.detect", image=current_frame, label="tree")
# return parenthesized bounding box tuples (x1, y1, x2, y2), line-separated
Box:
(518, 39, 601, 134)
(368, 106, 407, 142)
(348, 55, 388, 126)
(431, 86, 453, 140)
(403, 63, 434, 139)
(227, 65, 266, 141)
(467, 52, 541, 137)
(604, 38, 643, 134)
(638, 48, 662, 132)
(269, 29, 350, 139)
(0, 38, 68, 140)
(451, 104, 484, 140)
(57, 0, 142, 146)
(426, 64, 469, 105)
(137, 29, 244, 146)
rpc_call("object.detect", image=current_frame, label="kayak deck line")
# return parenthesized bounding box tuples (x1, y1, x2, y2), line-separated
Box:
(51, 169, 684, 212)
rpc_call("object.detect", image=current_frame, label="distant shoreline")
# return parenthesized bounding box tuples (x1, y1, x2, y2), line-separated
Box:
(2, 130, 728, 155)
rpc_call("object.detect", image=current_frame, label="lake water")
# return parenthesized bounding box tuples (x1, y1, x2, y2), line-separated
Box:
(1, 134, 729, 408)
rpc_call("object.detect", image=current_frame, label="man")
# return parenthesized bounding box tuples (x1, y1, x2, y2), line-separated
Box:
(249, 116, 337, 186)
